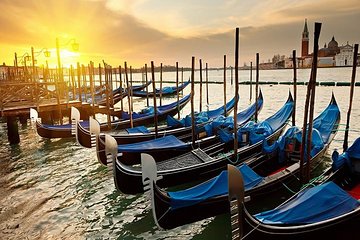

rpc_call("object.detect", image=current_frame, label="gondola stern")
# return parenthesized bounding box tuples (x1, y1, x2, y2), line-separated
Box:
(71, 107, 81, 136)
(228, 164, 246, 240)
(141, 154, 164, 230)
(90, 117, 101, 148)
(105, 134, 118, 166)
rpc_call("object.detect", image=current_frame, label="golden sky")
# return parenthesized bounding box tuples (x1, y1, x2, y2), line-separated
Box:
(0, 0, 359, 68)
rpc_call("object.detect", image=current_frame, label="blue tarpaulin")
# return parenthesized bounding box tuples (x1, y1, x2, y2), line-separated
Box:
(332, 137, 360, 171)
(168, 163, 263, 209)
(117, 135, 187, 152)
(217, 98, 293, 144)
(121, 94, 190, 120)
(262, 98, 339, 163)
(255, 182, 360, 224)
(43, 121, 89, 129)
(126, 126, 151, 134)
(166, 95, 237, 128)
(203, 96, 264, 136)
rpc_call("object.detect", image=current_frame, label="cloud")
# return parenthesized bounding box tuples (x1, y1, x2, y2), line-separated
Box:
(0, 0, 359, 67)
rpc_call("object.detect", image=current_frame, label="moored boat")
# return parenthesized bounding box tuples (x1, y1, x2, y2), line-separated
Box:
(143, 94, 339, 230)
(106, 92, 294, 194)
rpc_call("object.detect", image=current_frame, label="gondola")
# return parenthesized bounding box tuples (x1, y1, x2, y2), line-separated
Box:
(227, 137, 360, 240)
(93, 93, 260, 164)
(131, 80, 190, 97)
(72, 80, 151, 105)
(106, 92, 294, 194)
(142, 94, 339, 230)
(76, 90, 252, 148)
(33, 93, 190, 139)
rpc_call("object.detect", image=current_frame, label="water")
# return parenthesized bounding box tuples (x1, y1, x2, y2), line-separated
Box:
(1, 67, 360, 239)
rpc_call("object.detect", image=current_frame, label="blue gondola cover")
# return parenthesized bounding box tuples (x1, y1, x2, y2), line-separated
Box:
(168, 164, 263, 209)
(126, 126, 151, 134)
(255, 182, 360, 224)
(332, 137, 360, 171)
(117, 135, 187, 152)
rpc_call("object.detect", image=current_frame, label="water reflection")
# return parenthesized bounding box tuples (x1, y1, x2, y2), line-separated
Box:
(0, 68, 359, 239)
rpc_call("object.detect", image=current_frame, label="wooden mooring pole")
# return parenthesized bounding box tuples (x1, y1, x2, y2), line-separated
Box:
(234, 28, 240, 159)
(199, 59, 203, 112)
(119, 65, 124, 112)
(300, 22, 322, 184)
(255, 54, 259, 122)
(77, 62, 82, 102)
(292, 50, 297, 126)
(151, 61, 158, 137)
(124, 62, 133, 128)
(176, 62, 180, 119)
(206, 62, 209, 110)
(160, 63, 163, 106)
(343, 43, 359, 151)
(250, 61, 253, 102)
(191, 57, 196, 148)
(223, 55, 227, 115)
(145, 64, 149, 107)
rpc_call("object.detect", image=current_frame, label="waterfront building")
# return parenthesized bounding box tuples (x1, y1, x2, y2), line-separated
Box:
(335, 42, 354, 66)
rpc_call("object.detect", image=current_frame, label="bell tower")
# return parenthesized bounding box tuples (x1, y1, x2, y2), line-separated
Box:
(301, 19, 309, 57)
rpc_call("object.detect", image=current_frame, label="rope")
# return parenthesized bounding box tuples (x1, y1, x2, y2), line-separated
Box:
(219, 151, 239, 165)
(281, 182, 296, 194)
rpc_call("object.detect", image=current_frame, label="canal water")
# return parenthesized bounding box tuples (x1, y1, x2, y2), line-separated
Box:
(0, 67, 359, 239)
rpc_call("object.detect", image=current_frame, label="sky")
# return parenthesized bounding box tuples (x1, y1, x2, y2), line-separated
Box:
(0, 0, 359, 68)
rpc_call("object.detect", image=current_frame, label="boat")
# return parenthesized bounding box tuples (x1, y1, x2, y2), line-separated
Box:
(131, 80, 190, 97)
(142, 94, 339, 229)
(33, 93, 190, 139)
(81, 80, 152, 105)
(106, 92, 294, 194)
(227, 137, 360, 240)
(76, 91, 253, 149)
(93, 93, 260, 165)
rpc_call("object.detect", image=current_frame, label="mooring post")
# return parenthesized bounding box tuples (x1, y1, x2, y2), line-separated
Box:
(151, 61, 159, 137)
(124, 62, 133, 128)
(77, 62, 82, 102)
(206, 62, 209, 110)
(145, 64, 149, 107)
(160, 63, 163, 106)
(99, 64, 103, 87)
(255, 54, 259, 122)
(191, 57, 196, 148)
(305, 22, 322, 182)
(90, 62, 95, 117)
(234, 28, 240, 159)
(103, 62, 111, 129)
(231, 66, 233, 85)
(130, 66, 134, 122)
(82, 65, 87, 102)
(71, 65, 76, 100)
(199, 59, 203, 112)
(176, 62, 180, 119)
(55, 67, 63, 124)
(119, 65, 124, 112)
(292, 50, 297, 126)
(110, 66, 114, 112)
(300, 22, 322, 184)
(181, 67, 184, 95)
(343, 43, 359, 151)
(250, 61, 253, 103)
(7, 116, 20, 144)
(223, 55, 227, 115)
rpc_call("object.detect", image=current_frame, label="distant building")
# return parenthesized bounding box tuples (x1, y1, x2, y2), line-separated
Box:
(335, 42, 354, 66)
(301, 19, 309, 57)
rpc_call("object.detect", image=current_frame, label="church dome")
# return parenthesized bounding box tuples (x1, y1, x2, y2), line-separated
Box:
(328, 36, 338, 49)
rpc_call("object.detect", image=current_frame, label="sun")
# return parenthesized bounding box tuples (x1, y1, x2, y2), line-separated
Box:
(59, 49, 80, 68)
